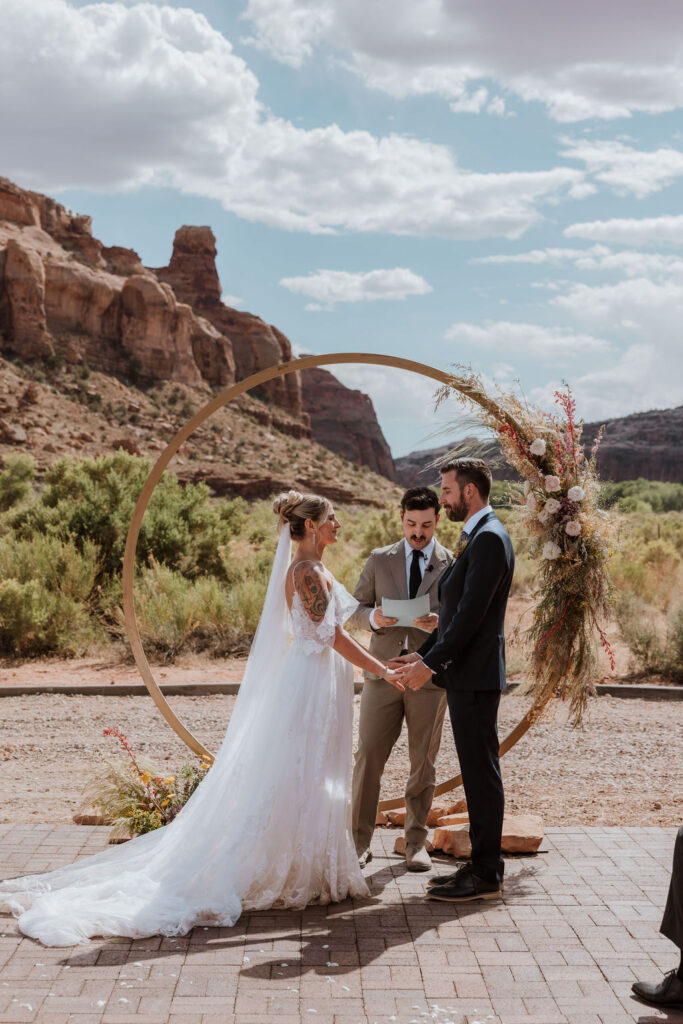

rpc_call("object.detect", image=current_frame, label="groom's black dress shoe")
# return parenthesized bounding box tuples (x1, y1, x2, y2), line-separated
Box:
(631, 970, 683, 1010)
(427, 864, 472, 889)
(426, 865, 502, 902)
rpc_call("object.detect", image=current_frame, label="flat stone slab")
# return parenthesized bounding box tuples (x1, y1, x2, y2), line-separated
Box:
(0, 824, 681, 1023)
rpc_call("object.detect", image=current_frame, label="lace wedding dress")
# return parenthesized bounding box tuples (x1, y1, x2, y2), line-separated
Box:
(0, 527, 369, 946)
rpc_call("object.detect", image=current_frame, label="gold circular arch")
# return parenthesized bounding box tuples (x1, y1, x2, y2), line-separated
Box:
(122, 352, 537, 810)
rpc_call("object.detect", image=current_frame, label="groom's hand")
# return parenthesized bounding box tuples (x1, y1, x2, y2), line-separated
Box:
(396, 659, 433, 691)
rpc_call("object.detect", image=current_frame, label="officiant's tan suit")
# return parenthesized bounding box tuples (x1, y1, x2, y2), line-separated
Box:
(348, 538, 452, 856)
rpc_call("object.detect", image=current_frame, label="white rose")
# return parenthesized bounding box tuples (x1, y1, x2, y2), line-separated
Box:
(568, 486, 585, 502)
(544, 498, 561, 515)
(542, 541, 561, 560)
(565, 520, 582, 537)
(526, 493, 538, 511)
(544, 475, 561, 493)
(530, 438, 546, 456)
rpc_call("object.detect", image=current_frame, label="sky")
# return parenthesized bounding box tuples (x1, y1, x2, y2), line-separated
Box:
(2, 0, 683, 456)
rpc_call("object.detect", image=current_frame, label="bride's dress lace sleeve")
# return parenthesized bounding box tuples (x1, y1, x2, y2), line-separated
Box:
(290, 571, 358, 655)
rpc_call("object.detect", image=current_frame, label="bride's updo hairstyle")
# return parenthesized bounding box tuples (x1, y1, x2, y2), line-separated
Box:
(272, 490, 331, 540)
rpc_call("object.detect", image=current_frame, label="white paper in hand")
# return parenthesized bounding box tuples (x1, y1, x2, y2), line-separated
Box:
(381, 594, 431, 628)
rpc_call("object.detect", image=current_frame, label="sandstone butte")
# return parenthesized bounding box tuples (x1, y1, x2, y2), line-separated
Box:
(0, 177, 395, 479)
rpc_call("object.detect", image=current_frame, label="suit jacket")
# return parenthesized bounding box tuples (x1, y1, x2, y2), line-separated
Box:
(348, 539, 452, 688)
(418, 511, 514, 692)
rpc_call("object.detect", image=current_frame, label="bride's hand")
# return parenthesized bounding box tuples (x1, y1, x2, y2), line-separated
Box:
(382, 666, 405, 691)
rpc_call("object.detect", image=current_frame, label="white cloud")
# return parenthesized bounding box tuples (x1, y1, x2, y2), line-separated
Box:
(560, 138, 683, 197)
(242, 0, 683, 122)
(564, 214, 683, 245)
(279, 267, 432, 308)
(444, 320, 612, 364)
(531, 344, 681, 422)
(0, 0, 583, 240)
(474, 245, 683, 278)
(221, 293, 244, 307)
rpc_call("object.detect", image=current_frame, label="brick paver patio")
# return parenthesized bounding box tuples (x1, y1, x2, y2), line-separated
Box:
(0, 824, 681, 1024)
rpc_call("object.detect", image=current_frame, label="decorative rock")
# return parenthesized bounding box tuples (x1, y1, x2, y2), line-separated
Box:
(435, 812, 469, 826)
(432, 813, 544, 858)
(446, 797, 468, 814)
(387, 801, 452, 828)
(73, 812, 112, 826)
(375, 810, 389, 826)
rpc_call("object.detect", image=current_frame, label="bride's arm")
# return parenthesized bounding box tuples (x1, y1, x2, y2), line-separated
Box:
(333, 628, 404, 690)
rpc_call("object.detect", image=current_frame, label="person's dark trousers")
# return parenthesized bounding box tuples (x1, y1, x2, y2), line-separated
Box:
(661, 826, 683, 957)
(447, 688, 504, 884)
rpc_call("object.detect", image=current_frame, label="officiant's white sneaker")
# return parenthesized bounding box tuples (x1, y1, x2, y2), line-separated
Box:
(358, 849, 373, 868)
(405, 843, 432, 871)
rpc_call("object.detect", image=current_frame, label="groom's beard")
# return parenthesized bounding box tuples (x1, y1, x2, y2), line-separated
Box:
(444, 498, 468, 522)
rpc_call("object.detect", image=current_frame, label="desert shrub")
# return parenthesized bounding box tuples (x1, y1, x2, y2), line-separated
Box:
(0, 533, 99, 601)
(0, 578, 102, 656)
(616, 595, 683, 681)
(8, 452, 241, 581)
(600, 479, 683, 513)
(0, 454, 36, 512)
(663, 605, 683, 682)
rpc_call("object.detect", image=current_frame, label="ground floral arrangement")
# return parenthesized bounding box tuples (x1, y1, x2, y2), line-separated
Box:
(438, 371, 615, 725)
(82, 726, 210, 838)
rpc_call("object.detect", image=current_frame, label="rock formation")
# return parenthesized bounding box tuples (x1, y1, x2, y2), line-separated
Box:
(0, 178, 400, 478)
(0, 178, 234, 389)
(395, 407, 683, 485)
(156, 226, 303, 419)
(301, 367, 396, 480)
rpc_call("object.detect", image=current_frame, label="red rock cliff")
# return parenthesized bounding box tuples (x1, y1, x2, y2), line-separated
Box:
(301, 367, 396, 480)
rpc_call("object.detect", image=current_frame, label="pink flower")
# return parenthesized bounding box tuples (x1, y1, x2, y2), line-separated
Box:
(565, 520, 582, 537)
(544, 476, 561, 493)
(526, 493, 538, 511)
(544, 498, 561, 515)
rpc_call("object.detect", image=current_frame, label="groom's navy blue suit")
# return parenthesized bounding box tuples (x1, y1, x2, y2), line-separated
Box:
(418, 510, 514, 883)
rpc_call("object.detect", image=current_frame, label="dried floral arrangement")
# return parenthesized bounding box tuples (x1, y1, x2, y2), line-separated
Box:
(436, 370, 614, 724)
(80, 726, 211, 839)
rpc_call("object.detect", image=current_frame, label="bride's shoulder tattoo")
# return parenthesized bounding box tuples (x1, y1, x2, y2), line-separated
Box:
(293, 561, 330, 623)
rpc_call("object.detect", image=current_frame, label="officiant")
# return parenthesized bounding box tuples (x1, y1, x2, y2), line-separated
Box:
(349, 487, 452, 871)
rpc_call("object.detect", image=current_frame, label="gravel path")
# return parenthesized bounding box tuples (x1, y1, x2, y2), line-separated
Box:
(1, 692, 681, 827)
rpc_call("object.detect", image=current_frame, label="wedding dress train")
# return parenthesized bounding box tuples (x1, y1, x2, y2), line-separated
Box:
(0, 527, 369, 945)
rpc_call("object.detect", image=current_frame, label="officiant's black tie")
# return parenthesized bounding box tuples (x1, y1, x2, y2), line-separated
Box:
(409, 549, 422, 599)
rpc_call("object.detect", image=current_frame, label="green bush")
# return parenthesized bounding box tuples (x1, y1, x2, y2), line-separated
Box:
(600, 479, 683, 513)
(9, 452, 242, 581)
(0, 454, 36, 512)
(0, 578, 101, 657)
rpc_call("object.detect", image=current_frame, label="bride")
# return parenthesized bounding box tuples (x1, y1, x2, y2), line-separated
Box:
(0, 490, 403, 946)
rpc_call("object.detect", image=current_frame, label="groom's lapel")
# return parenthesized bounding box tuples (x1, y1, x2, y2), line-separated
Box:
(387, 540, 408, 599)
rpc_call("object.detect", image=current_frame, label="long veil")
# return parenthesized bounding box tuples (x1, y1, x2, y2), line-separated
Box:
(216, 523, 292, 742)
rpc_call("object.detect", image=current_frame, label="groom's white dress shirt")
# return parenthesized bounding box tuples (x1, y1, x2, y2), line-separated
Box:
(460, 504, 493, 538)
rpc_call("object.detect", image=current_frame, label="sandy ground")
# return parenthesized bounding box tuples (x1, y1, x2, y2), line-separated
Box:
(1, 690, 680, 829)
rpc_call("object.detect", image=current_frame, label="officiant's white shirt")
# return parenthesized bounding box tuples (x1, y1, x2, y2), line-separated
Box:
(369, 538, 435, 632)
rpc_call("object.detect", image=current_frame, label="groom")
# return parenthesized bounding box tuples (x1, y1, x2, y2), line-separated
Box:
(394, 458, 514, 902)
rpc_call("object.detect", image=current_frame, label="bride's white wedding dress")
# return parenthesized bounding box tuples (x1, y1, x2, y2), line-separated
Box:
(0, 527, 369, 946)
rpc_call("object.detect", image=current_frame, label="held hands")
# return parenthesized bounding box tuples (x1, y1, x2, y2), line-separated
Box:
(412, 612, 438, 633)
(389, 653, 433, 692)
(381, 666, 405, 691)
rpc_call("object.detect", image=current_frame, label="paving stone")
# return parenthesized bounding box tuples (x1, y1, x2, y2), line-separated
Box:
(1, 825, 681, 1024)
